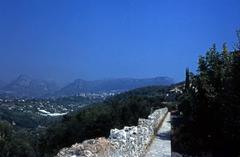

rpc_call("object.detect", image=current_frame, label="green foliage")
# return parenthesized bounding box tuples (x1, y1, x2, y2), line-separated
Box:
(185, 68, 190, 92)
(2, 138, 36, 157)
(38, 86, 168, 156)
(234, 29, 240, 50)
(0, 121, 12, 150)
(174, 34, 240, 156)
(37, 86, 167, 156)
(0, 121, 37, 157)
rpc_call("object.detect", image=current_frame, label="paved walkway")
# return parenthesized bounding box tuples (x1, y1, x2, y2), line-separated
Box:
(145, 112, 171, 157)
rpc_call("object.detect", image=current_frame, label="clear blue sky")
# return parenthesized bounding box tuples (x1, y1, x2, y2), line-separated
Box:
(0, 0, 239, 83)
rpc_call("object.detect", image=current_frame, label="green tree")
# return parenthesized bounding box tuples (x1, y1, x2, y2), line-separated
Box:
(234, 30, 240, 50)
(185, 68, 190, 92)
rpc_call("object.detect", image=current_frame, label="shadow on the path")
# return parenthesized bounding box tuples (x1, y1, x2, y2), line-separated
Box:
(156, 130, 170, 140)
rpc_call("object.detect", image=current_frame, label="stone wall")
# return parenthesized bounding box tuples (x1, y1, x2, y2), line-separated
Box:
(57, 107, 168, 157)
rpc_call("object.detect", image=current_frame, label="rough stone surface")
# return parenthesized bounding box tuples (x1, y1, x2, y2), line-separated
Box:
(56, 107, 168, 157)
(145, 112, 171, 157)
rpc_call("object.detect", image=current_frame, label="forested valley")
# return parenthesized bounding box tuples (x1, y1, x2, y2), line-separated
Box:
(1, 31, 240, 157)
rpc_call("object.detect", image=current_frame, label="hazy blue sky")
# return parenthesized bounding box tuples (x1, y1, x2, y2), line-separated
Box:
(0, 0, 239, 83)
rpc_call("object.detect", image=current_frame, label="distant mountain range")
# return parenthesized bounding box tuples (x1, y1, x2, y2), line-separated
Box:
(0, 75, 59, 98)
(0, 75, 174, 98)
(55, 77, 174, 97)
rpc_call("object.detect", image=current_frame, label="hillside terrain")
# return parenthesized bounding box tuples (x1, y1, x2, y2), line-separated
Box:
(0, 96, 102, 129)
(0, 33, 239, 157)
(1, 43, 240, 156)
(0, 75, 59, 98)
(0, 84, 178, 157)
(55, 77, 174, 97)
(0, 76, 174, 98)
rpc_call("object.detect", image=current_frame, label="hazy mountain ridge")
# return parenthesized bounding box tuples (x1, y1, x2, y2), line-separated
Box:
(0, 75, 174, 98)
(0, 75, 59, 98)
(55, 76, 174, 97)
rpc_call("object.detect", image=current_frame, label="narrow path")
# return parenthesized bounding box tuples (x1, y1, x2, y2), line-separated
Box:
(145, 112, 171, 157)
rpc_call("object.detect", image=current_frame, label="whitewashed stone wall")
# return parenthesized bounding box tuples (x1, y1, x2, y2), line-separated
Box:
(57, 107, 168, 157)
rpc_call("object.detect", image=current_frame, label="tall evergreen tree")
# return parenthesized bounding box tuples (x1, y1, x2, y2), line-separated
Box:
(185, 68, 190, 92)
(234, 30, 240, 50)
